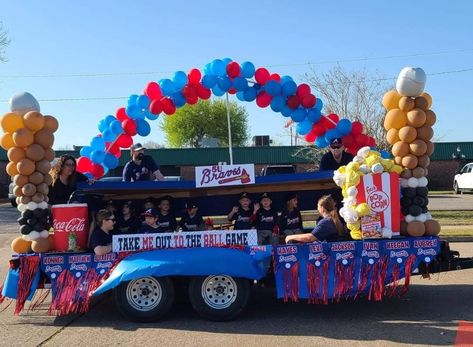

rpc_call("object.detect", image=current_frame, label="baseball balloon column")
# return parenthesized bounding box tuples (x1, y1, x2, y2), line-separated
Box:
(1, 92, 58, 253)
(382, 67, 441, 237)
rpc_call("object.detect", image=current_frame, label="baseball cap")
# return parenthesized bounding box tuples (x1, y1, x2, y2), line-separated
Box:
(239, 192, 250, 200)
(141, 208, 158, 218)
(185, 200, 198, 210)
(330, 138, 343, 147)
(260, 192, 272, 201)
(130, 143, 146, 151)
(284, 192, 298, 202)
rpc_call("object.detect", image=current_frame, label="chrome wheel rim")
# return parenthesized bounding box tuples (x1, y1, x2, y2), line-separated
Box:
(201, 275, 237, 310)
(126, 277, 162, 312)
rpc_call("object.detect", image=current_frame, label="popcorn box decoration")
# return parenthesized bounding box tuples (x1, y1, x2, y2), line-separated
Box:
(356, 173, 400, 236)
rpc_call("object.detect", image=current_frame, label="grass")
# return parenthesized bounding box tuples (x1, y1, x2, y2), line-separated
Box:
(430, 210, 473, 226)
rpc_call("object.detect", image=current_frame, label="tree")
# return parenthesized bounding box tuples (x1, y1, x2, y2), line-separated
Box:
(160, 99, 249, 148)
(304, 65, 392, 150)
(0, 22, 10, 62)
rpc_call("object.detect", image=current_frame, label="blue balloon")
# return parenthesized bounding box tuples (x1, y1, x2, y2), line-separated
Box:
(265, 80, 282, 96)
(104, 115, 116, 127)
(80, 146, 92, 158)
(337, 118, 352, 135)
(159, 79, 175, 96)
(280, 75, 294, 84)
(281, 106, 293, 118)
(212, 85, 225, 97)
(103, 153, 119, 170)
(126, 104, 140, 119)
(202, 74, 217, 88)
(217, 76, 232, 92)
(127, 94, 138, 106)
(101, 164, 109, 176)
(91, 136, 105, 151)
(241, 61, 255, 78)
(171, 92, 186, 108)
(98, 119, 107, 133)
(222, 57, 232, 66)
(307, 108, 322, 123)
(253, 83, 261, 90)
(296, 120, 313, 135)
(136, 118, 151, 136)
(136, 95, 150, 109)
(144, 110, 159, 120)
(233, 77, 249, 91)
(315, 98, 324, 111)
(203, 63, 212, 75)
(102, 129, 116, 142)
(90, 150, 106, 164)
(291, 108, 307, 122)
(211, 59, 226, 76)
(270, 96, 286, 112)
(236, 91, 246, 102)
(282, 81, 297, 96)
(243, 87, 257, 101)
(109, 120, 123, 135)
(316, 136, 329, 148)
(325, 128, 341, 143)
(380, 150, 391, 159)
(173, 71, 188, 89)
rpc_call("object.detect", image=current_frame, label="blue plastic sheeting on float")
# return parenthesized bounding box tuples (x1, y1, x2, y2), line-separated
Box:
(274, 236, 440, 301)
(1, 268, 40, 300)
(94, 246, 272, 295)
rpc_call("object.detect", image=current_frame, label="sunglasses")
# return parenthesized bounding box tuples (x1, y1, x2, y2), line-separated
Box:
(64, 163, 76, 167)
(330, 145, 342, 149)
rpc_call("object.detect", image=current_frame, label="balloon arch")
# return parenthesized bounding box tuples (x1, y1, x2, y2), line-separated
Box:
(76, 58, 377, 178)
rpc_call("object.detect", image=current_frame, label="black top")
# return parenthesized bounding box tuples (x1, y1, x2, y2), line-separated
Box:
(48, 172, 88, 205)
(230, 208, 254, 230)
(319, 151, 354, 171)
(278, 208, 303, 231)
(139, 224, 160, 233)
(156, 213, 177, 233)
(179, 212, 204, 231)
(122, 155, 159, 181)
(89, 228, 112, 250)
(311, 217, 339, 241)
(255, 208, 278, 231)
(116, 216, 142, 234)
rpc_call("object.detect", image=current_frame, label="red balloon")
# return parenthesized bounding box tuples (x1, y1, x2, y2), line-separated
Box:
(256, 92, 272, 108)
(327, 113, 339, 123)
(188, 69, 202, 84)
(106, 142, 121, 157)
(186, 96, 199, 105)
(270, 73, 281, 82)
(122, 119, 137, 136)
(355, 133, 369, 146)
(296, 83, 311, 99)
(368, 136, 376, 147)
(144, 82, 162, 100)
(286, 95, 301, 109)
(301, 94, 316, 109)
(351, 121, 363, 135)
(226, 62, 241, 78)
(255, 68, 270, 85)
(342, 134, 355, 147)
(116, 134, 133, 148)
(90, 163, 104, 179)
(149, 99, 163, 115)
(228, 88, 237, 95)
(76, 156, 93, 174)
(183, 84, 198, 99)
(116, 107, 129, 121)
(161, 98, 176, 115)
(305, 132, 316, 143)
(197, 84, 211, 100)
(312, 123, 325, 136)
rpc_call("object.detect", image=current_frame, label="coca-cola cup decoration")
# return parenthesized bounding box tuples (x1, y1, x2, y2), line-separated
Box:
(52, 203, 89, 252)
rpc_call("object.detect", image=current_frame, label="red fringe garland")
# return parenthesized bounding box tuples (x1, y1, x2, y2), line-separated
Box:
(0, 284, 5, 304)
(400, 254, 417, 297)
(355, 262, 372, 300)
(15, 256, 40, 315)
(306, 260, 330, 304)
(282, 262, 299, 303)
(333, 261, 355, 303)
(28, 289, 50, 312)
(370, 256, 389, 301)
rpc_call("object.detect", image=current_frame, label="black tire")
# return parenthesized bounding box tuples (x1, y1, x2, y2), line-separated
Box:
(113, 276, 174, 322)
(454, 181, 460, 194)
(188, 275, 250, 321)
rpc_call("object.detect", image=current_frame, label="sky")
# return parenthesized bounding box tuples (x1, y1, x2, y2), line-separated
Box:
(0, 1, 472, 150)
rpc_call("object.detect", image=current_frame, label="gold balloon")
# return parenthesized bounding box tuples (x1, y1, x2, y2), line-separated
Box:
(36, 159, 51, 174)
(392, 141, 409, 157)
(13, 185, 23, 197)
(398, 126, 417, 143)
(407, 108, 426, 128)
(11, 236, 32, 254)
(13, 174, 29, 188)
(416, 126, 433, 141)
(32, 192, 46, 203)
(426, 141, 435, 156)
(7, 147, 26, 162)
(414, 96, 429, 110)
(22, 183, 37, 197)
(26, 143, 46, 161)
(7, 161, 19, 176)
(20, 195, 32, 204)
(424, 110, 437, 126)
(407, 221, 425, 237)
(383, 109, 407, 130)
(44, 147, 55, 161)
(47, 234, 55, 251)
(420, 92, 432, 108)
(409, 139, 427, 156)
(34, 129, 54, 148)
(401, 154, 418, 169)
(1, 112, 25, 133)
(394, 156, 403, 165)
(1, 132, 15, 150)
(13, 128, 34, 147)
(31, 238, 51, 253)
(412, 167, 426, 178)
(43, 115, 59, 133)
(23, 111, 45, 132)
(424, 220, 441, 235)
(17, 158, 36, 176)
(43, 173, 53, 186)
(400, 169, 412, 179)
(398, 97, 415, 112)
(400, 221, 408, 236)
(382, 90, 402, 110)
(36, 182, 49, 195)
(29, 171, 44, 185)
(418, 155, 431, 168)
(386, 128, 400, 145)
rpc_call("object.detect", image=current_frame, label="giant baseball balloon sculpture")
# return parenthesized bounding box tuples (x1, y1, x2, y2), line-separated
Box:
(1, 92, 58, 253)
(382, 67, 440, 237)
(74, 58, 377, 179)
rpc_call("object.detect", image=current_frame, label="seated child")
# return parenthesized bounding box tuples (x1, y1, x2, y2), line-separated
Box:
(116, 201, 142, 234)
(156, 195, 177, 232)
(227, 192, 256, 230)
(278, 192, 303, 237)
(89, 209, 114, 255)
(143, 197, 156, 212)
(179, 201, 204, 231)
(139, 208, 160, 233)
(254, 192, 279, 245)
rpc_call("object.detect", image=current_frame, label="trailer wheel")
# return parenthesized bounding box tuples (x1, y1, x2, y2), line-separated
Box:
(114, 276, 174, 322)
(189, 275, 249, 321)
(453, 181, 460, 194)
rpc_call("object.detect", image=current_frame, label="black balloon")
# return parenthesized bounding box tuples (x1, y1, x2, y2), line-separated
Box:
(27, 217, 38, 226)
(20, 224, 33, 235)
(409, 205, 423, 216)
(413, 196, 426, 206)
(401, 206, 410, 216)
(22, 209, 34, 219)
(422, 206, 428, 213)
(400, 197, 412, 208)
(402, 188, 417, 199)
(33, 223, 44, 232)
(17, 216, 28, 225)
(416, 187, 429, 197)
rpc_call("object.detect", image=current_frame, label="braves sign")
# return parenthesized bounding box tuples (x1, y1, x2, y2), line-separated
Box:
(195, 164, 255, 188)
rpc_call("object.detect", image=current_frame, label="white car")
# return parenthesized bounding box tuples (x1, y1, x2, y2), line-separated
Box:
(453, 163, 473, 193)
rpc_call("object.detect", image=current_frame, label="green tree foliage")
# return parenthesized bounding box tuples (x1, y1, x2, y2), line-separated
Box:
(160, 99, 249, 148)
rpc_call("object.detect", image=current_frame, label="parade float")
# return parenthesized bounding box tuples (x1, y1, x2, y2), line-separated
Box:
(1, 59, 472, 322)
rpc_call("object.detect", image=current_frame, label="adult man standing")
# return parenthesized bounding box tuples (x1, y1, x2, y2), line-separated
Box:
(122, 143, 165, 181)
(319, 138, 354, 171)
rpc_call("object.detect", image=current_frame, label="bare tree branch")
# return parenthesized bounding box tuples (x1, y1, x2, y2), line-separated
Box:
(0, 22, 11, 63)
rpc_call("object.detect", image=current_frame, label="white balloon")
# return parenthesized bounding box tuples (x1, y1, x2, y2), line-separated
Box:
(396, 67, 426, 97)
(343, 197, 356, 206)
(371, 163, 384, 174)
(425, 212, 432, 220)
(400, 178, 409, 188)
(347, 186, 358, 197)
(17, 203, 27, 212)
(38, 201, 49, 209)
(353, 156, 365, 164)
(415, 214, 427, 223)
(9, 92, 40, 116)
(417, 177, 428, 187)
(359, 164, 371, 174)
(27, 201, 39, 210)
(381, 227, 393, 239)
(40, 230, 49, 238)
(407, 177, 419, 188)
(357, 146, 371, 158)
(27, 230, 41, 241)
(405, 214, 416, 223)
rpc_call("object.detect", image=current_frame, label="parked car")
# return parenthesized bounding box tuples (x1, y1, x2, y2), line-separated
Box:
(259, 165, 296, 176)
(453, 162, 473, 193)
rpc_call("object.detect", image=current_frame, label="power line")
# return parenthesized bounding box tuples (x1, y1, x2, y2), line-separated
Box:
(0, 48, 472, 79)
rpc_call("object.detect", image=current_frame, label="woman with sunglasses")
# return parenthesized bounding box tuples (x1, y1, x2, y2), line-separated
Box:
(48, 155, 92, 205)
(90, 209, 115, 255)
(319, 138, 354, 171)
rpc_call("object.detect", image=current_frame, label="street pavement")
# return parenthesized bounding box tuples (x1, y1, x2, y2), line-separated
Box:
(0, 202, 472, 346)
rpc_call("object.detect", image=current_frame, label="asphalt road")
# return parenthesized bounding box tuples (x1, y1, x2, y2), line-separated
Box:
(0, 203, 472, 347)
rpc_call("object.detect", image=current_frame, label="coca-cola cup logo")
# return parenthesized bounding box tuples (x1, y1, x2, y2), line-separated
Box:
(367, 191, 390, 213)
(53, 217, 86, 233)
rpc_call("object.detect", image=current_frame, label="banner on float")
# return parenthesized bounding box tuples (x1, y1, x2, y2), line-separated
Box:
(112, 230, 257, 253)
(195, 164, 255, 188)
(356, 172, 400, 235)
